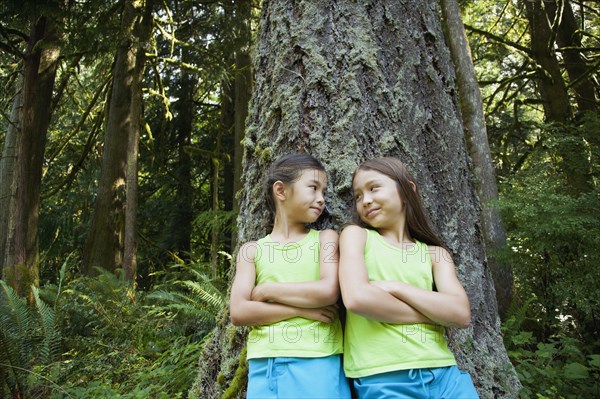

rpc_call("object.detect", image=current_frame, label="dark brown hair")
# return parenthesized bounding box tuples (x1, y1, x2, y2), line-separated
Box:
(351, 157, 446, 248)
(265, 153, 325, 221)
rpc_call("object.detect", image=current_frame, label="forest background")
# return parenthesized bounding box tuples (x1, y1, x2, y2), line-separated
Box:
(0, 0, 598, 398)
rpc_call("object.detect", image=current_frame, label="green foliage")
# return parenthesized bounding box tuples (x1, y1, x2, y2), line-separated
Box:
(498, 114, 600, 397)
(0, 275, 63, 397)
(148, 261, 227, 333)
(498, 117, 600, 341)
(16, 263, 219, 398)
(503, 308, 600, 398)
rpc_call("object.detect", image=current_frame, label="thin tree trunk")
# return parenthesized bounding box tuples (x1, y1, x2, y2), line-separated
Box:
(0, 85, 21, 278)
(8, 13, 61, 295)
(165, 14, 195, 262)
(84, 0, 140, 275)
(232, 0, 253, 251)
(440, 0, 512, 318)
(124, 0, 153, 281)
(210, 144, 220, 279)
(190, 1, 521, 398)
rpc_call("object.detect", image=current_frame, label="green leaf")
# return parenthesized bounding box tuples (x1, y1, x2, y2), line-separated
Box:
(563, 362, 589, 380)
(588, 355, 600, 370)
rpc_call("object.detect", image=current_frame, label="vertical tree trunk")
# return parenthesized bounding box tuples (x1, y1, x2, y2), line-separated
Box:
(524, 0, 593, 194)
(545, 0, 599, 113)
(190, 1, 521, 398)
(0, 86, 21, 278)
(210, 139, 221, 279)
(84, 0, 141, 275)
(440, 0, 512, 318)
(232, 0, 253, 250)
(165, 20, 195, 262)
(524, 0, 572, 122)
(6, 12, 61, 295)
(123, 0, 153, 281)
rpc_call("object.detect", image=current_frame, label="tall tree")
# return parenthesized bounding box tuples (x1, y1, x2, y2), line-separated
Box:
(190, 1, 520, 398)
(2, 3, 62, 295)
(0, 84, 21, 280)
(83, 0, 148, 275)
(524, 0, 594, 194)
(232, 0, 253, 240)
(545, 0, 599, 113)
(440, 0, 512, 317)
(124, 0, 153, 281)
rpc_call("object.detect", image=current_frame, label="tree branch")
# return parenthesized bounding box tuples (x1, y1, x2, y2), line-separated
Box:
(464, 23, 532, 55)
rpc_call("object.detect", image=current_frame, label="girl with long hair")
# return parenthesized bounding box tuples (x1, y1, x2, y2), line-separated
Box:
(339, 157, 479, 398)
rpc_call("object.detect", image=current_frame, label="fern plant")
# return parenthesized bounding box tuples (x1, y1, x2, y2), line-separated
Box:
(148, 273, 225, 327)
(0, 260, 66, 397)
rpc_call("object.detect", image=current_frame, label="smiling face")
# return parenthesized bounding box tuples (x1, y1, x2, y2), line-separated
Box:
(352, 168, 405, 230)
(280, 168, 327, 224)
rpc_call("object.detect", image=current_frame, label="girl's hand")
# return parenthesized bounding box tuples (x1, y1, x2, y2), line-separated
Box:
(299, 304, 339, 324)
(251, 283, 271, 302)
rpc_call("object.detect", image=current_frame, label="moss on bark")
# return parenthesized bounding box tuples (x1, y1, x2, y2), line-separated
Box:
(190, 1, 521, 397)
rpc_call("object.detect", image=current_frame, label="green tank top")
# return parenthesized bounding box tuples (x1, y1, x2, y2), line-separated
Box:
(343, 228, 456, 378)
(246, 229, 344, 359)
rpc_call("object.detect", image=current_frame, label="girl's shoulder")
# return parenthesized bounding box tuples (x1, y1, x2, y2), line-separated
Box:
(317, 228, 339, 241)
(339, 224, 368, 242)
(237, 240, 260, 260)
(424, 244, 453, 265)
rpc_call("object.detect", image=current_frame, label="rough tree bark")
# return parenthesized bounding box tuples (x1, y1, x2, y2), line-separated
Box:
(440, 0, 512, 318)
(83, 0, 143, 275)
(0, 85, 21, 279)
(123, 0, 153, 281)
(232, 0, 253, 217)
(4, 11, 61, 295)
(190, 1, 521, 398)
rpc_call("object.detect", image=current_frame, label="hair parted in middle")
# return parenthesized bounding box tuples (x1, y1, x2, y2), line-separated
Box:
(351, 157, 447, 249)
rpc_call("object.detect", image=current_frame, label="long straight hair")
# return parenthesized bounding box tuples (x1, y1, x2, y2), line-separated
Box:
(351, 157, 447, 249)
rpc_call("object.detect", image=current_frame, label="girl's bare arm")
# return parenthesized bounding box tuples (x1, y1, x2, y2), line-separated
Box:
(371, 246, 471, 328)
(250, 229, 340, 308)
(229, 242, 337, 326)
(338, 225, 433, 324)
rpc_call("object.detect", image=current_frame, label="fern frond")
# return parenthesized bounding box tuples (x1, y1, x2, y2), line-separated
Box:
(180, 280, 224, 311)
(32, 285, 61, 363)
(0, 281, 31, 338)
(0, 281, 33, 386)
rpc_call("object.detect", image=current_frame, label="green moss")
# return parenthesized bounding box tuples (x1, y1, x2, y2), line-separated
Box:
(261, 147, 272, 162)
(221, 346, 248, 399)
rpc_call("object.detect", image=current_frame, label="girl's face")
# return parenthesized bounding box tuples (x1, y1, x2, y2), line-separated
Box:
(282, 169, 327, 223)
(353, 169, 405, 229)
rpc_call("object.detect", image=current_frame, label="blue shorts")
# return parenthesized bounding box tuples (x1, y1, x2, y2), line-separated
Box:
(354, 365, 479, 398)
(247, 354, 351, 399)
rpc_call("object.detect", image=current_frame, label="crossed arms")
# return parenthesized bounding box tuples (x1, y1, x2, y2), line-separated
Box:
(338, 225, 471, 328)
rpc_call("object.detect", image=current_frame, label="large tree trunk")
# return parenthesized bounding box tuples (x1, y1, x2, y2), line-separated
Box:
(5, 12, 61, 295)
(83, 0, 141, 275)
(440, 0, 512, 318)
(190, 1, 520, 398)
